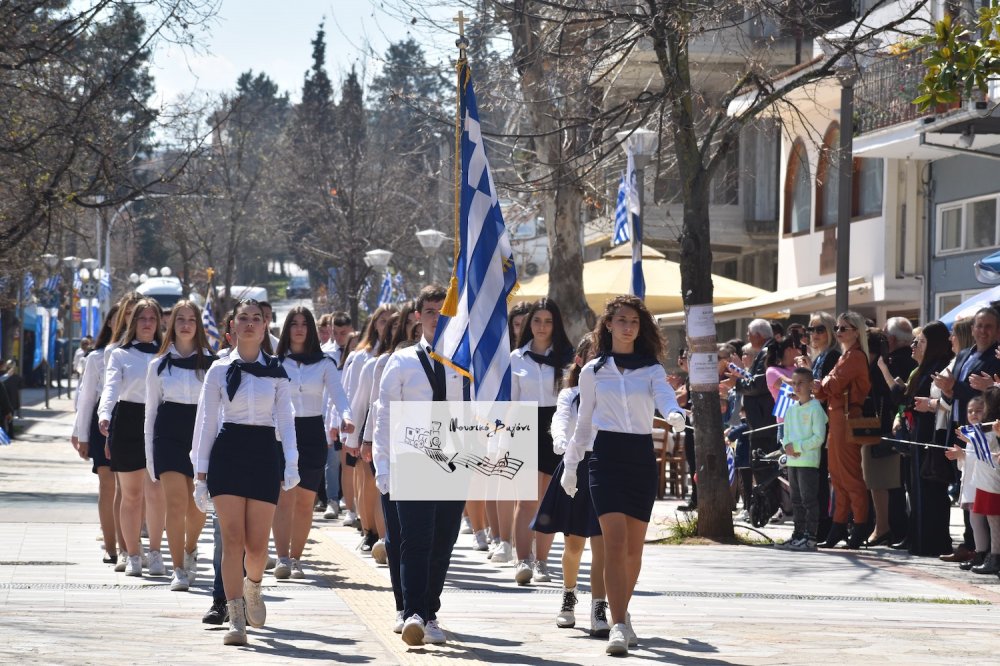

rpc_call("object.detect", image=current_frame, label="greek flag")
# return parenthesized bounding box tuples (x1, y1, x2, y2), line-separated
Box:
(202, 295, 221, 352)
(393, 273, 406, 303)
(624, 148, 644, 299)
(98, 272, 111, 303)
(43, 274, 61, 291)
(432, 59, 519, 402)
(728, 361, 752, 382)
(772, 382, 796, 419)
(726, 446, 736, 485)
(961, 424, 996, 469)
(0, 427, 9, 445)
(376, 274, 393, 307)
(612, 173, 630, 246)
(72, 271, 82, 291)
(23, 272, 35, 297)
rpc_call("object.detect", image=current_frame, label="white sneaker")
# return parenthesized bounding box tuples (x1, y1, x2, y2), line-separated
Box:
(170, 568, 190, 591)
(265, 554, 277, 570)
(460, 516, 473, 534)
(514, 560, 533, 585)
(324, 502, 340, 520)
(273, 557, 292, 580)
(590, 599, 611, 637)
(472, 530, 489, 551)
(625, 612, 638, 647)
(533, 560, 551, 582)
(607, 623, 628, 656)
(184, 550, 198, 583)
(401, 614, 425, 646)
(736, 510, 750, 523)
(424, 619, 446, 644)
(243, 577, 266, 628)
(486, 539, 500, 559)
(124, 554, 142, 577)
(147, 550, 166, 576)
(289, 559, 304, 579)
(114, 549, 128, 572)
(491, 540, 513, 564)
(770, 508, 787, 524)
(371, 539, 388, 565)
(223, 599, 247, 646)
(556, 588, 577, 628)
(393, 610, 405, 634)
(342, 510, 358, 527)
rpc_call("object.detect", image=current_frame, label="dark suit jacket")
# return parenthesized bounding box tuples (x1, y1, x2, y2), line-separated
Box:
(735, 338, 776, 443)
(950, 342, 1000, 435)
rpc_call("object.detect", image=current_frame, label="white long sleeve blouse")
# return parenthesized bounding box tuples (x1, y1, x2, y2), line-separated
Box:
(346, 355, 379, 448)
(510, 344, 559, 407)
(98, 343, 157, 421)
(564, 357, 682, 471)
(190, 352, 298, 475)
(144, 345, 215, 463)
(551, 386, 593, 455)
(281, 355, 351, 423)
(363, 355, 391, 444)
(74, 348, 106, 441)
(343, 347, 373, 402)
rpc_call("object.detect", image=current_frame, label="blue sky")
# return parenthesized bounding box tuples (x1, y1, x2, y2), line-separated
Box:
(150, 1, 457, 104)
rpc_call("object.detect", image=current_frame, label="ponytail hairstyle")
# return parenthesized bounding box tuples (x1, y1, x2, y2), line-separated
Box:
(358, 304, 397, 354)
(111, 291, 143, 345)
(564, 333, 595, 389)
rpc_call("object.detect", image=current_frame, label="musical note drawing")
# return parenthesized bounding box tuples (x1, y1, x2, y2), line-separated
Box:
(401, 421, 523, 478)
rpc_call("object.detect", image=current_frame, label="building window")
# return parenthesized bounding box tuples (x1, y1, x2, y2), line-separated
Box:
(936, 194, 1000, 255)
(815, 124, 840, 229)
(936, 288, 986, 319)
(853, 157, 884, 218)
(783, 139, 811, 235)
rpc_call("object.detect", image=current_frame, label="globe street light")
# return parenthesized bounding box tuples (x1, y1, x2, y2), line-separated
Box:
(40, 253, 60, 270)
(416, 229, 448, 284)
(364, 249, 393, 270)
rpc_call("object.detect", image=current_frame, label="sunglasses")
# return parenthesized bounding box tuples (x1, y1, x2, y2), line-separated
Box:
(833, 325, 856, 333)
(805, 325, 827, 334)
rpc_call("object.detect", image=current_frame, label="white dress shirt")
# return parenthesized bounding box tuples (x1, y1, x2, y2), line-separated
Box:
(346, 355, 379, 449)
(564, 357, 682, 470)
(343, 347, 373, 402)
(74, 348, 106, 441)
(551, 386, 594, 455)
(98, 342, 157, 422)
(280, 355, 351, 423)
(191, 351, 298, 475)
(372, 339, 465, 481)
(144, 345, 214, 463)
(510, 343, 559, 406)
(363, 355, 390, 444)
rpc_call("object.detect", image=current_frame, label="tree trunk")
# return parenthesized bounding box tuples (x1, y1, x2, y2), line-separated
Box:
(547, 171, 590, 341)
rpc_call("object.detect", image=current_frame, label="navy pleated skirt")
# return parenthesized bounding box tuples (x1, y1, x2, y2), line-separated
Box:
(108, 400, 146, 473)
(153, 401, 197, 478)
(532, 452, 601, 537)
(537, 405, 560, 476)
(207, 423, 282, 504)
(589, 431, 657, 522)
(87, 405, 109, 474)
(294, 415, 327, 493)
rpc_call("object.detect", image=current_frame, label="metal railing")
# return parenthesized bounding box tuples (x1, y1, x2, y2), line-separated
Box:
(855, 43, 949, 135)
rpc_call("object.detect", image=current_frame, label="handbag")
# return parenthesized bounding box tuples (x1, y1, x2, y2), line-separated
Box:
(844, 389, 882, 446)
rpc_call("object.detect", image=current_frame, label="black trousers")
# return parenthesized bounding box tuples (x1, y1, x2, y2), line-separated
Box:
(396, 499, 465, 622)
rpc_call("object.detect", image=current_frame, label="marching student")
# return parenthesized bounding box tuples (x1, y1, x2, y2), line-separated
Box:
(72, 304, 121, 565)
(98, 298, 166, 578)
(320, 312, 355, 520)
(510, 298, 574, 585)
(373, 285, 466, 647)
(532, 334, 609, 636)
(272, 306, 354, 580)
(143, 300, 217, 591)
(191, 299, 299, 646)
(561, 295, 685, 656)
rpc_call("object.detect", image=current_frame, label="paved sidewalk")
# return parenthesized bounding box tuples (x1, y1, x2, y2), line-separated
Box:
(0, 388, 997, 664)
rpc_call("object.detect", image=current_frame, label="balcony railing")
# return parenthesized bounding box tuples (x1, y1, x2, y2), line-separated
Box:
(855, 43, 949, 135)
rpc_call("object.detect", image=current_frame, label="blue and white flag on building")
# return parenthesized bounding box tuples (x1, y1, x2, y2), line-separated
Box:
(772, 382, 796, 419)
(961, 424, 996, 469)
(376, 274, 393, 307)
(612, 173, 630, 246)
(202, 294, 221, 352)
(432, 59, 519, 402)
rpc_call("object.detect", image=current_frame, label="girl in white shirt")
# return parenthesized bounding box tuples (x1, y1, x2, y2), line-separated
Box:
(144, 301, 217, 592)
(561, 295, 685, 657)
(191, 299, 299, 646)
(272, 306, 354, 580)
(509, 298, 574, 586)
(98, 298, 165, 578)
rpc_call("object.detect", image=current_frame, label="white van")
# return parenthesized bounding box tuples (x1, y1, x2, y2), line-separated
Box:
(216, 285, 269, 303)
(137, 277, 185, 311)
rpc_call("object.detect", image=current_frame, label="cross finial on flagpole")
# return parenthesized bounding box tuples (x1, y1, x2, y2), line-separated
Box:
(453, 10, 467, 38)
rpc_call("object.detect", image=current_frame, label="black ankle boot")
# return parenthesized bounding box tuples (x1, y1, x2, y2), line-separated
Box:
(818, 523, 848, 549)
(960, 552, 987, 571)
(846, 523, 874, 550)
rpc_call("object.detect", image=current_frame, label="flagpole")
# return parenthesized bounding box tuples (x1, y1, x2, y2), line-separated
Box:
(441, 10, 469, 317)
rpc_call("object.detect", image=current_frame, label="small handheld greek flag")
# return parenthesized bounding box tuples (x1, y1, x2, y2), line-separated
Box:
(772, 382, 796, 419)
(728, 362, 752, 382)
(726, 446, 736, 485)
(961, 424, 996, 469)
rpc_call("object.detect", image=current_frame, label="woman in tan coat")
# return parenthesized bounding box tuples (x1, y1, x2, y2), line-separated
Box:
(815, 311, 872, 549)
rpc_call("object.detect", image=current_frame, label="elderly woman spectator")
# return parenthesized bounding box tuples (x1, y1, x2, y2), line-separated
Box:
(815, 312, 872, 549)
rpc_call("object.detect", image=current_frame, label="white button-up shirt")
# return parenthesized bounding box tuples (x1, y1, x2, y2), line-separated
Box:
(144, 345, 215, 463)
(191, 351, 298, 475)
(510, 344, 559, 406)
(551, 386, 594, 455)
(74, 348, 106, 441)
(372, 339, 465, 480)
(346, 355, 379, 449)
(363, 355, 391, 444)
(281, 355, 351, 423)
(343, 347, 373, 402)
(564, 357, 682, 470)
(98, 342, 157, 422)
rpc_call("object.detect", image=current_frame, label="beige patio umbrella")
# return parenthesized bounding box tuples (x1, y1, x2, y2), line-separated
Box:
(514, 244, 768, 315)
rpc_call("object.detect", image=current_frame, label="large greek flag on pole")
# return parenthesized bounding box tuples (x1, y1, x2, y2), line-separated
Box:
(612, 173, 630, 246)
(624, 148, 645, 299)
(432, 60, 519, 402)
(202, 294, 221, 352)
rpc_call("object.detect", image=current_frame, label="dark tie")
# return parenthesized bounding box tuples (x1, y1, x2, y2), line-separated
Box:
(433, 358, 447, 402)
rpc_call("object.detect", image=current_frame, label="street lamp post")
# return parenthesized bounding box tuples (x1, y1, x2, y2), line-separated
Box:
(62, 256, 82, 399)
(835, 59, 857, 316)
(416, 229, 448, 284)
(40, 253, 60, 408)
(615, 127, 659, 249)
(364, 249, 393, 309)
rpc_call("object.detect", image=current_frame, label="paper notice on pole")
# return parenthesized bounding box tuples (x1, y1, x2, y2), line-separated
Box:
(688, 352, 719, 392)
(685, 304, 716, 342)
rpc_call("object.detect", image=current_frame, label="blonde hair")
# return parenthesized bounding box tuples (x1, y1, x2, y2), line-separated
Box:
(121, 298, 163, 347)
(158, 300, 213, 375)
(837, 311, 869, 358)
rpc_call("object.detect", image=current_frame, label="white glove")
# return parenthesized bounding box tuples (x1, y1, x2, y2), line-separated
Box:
(375, 474, 390, 495)
(666, 411, 687, 433)
(283, 467, 300, 491)
(560, 468, 578, 498)
(193, 480, 211, 513)
(552, 437, 567, 456)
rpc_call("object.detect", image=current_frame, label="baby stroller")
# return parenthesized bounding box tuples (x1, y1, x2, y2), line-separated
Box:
(747, 448, 790, 528)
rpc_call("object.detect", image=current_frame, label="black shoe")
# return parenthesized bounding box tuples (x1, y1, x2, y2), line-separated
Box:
(202, 599, 229, 625)
(972, 553, 1000, 575)
(103, 551, 117, 565)
(866, 532, 894, 548)
(818, 523, 848, 549)
(360, 530, 377, 552)
(846, 523, 874, 550)
(889, 538, 911, 551)
(961, 552, 988, 571)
